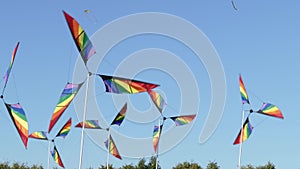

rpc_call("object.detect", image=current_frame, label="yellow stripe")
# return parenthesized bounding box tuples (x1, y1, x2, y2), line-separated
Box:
(114, 79, 133, 93)
(57, 94, 75, 107)
(12, 113, 28, 130)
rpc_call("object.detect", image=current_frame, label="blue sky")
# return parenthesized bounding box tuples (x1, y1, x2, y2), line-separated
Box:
(0, 1, 299, 169)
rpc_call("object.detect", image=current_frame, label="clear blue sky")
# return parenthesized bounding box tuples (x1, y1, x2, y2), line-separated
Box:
(0, 1, 299, 169)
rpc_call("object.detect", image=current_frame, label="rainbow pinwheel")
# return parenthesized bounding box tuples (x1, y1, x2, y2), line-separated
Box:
(234, 75, 284, 145)
(29, 118, 72, 168)
(75, 103, 127, 168)
(234, 74, 284, 169)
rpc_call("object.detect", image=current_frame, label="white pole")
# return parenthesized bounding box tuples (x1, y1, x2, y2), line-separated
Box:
(106, 129, 111, 169)
(238, 109, 245, 169)
(79, 73, 90, 169)
(47, 141, 51, 169)
(156, 119, 161, 169)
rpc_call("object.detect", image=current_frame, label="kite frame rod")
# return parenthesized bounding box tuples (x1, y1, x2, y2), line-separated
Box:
(79, 73, 90, 169)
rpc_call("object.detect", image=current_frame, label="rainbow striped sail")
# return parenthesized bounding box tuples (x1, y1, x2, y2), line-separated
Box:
(63, 11, 95, 64)
(99, 74, 159, 94)
(105, 135, 122, 160)
(239, 75, 250, 104)
(51, 146, 65, 168)
(148, 89, 166, 113)
(257, 103, 284, 119)
(56, 118, 72, 138)
(48, 82, 83, 133)
(233, 117, 253, 145)
(75, 120, 102, 129)
(29, 131, 48, 140)
(170, 114, 196, 126)
(3, 42, 20, 92)
(5, 103, 28, 148)
(153, 125, 162, 153)
(111, 103, 127, 126)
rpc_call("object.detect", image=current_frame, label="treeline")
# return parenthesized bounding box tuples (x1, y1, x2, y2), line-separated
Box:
(0, 157, 275, 169)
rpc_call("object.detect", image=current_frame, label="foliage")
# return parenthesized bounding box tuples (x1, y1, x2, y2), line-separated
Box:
(241, 161, 276, 169)
(98, 164, 114, 169)
(123, 156, 161, 169)
(0, 159, 277, 169)
(205, 161, 220, 169)
(172, 161, 203, 169)
(120, 164, 135, 169)
(0, 162, 43, 169)
(256, 161, 276, 169)
(241, 164, 255, 169)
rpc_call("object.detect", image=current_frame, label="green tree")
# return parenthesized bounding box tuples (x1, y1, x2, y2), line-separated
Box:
(98, 164, 115, 169)
(256, 161, 275, 169)
(147, 156, 161, 169)
(0, 162, 10, 169)
(136, 158, 147, 169)
(205, 161, 220, 169)
(173, 161, 203, 169)
(241, 164, 255, 169)
(120, 164, 135, 169)
(30, 164, 43, 169)
(11, 162, 29, 169)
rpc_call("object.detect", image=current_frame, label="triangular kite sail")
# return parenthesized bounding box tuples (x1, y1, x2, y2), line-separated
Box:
(3, 42, 20, 93)
(5, 103, 28, 148)
(29, 131, 48, 140)
(51, 145, 65, 168)
(233, 117, 253, 145)
(56, 118, 72, 138)
(98, 74, 159, 94)
(239, 75, 250, 104)
(148, 89, 166, 113)
(75, 120, 102, 129)
(63, 10, 95, 65)
(48, 82, 83, 133)
(111, 103, 127, 126)
(170, 114, 196, 126)
(256, 103, 284, 119)
(105, 135, 122, 160)
(153, 125, 163, 153)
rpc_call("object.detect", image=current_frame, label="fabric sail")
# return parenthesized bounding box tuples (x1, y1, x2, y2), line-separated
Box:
(233, 117, 253, 145)
(48, 82, 83, 133)
(111, 103, 127, 126)
(239, 75, 250, 104)
(153, 125, 163, 153)
(5, 103, 28, 148)
(170, 114, 196, 126)
(256, 103, 284, 119)
(29, 131, 48, 140)
(56, 118, 72, 138)
(3, 42, 20, 91)
(63, 11, 95, 65)
(51, 146, 65, 168)
(98, 74, 159, 94)
(105, 135, 122, 160)
(75, 120, 102, 129)
(147, 89, 166, 113)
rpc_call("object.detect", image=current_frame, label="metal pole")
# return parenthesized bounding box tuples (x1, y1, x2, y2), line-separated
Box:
(238, 109, 245, 169)
(106, 129, 111, 169)
(79, 74, 90, 169)
(47, 141, 51, 169)
(156, 119, 161, 169)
